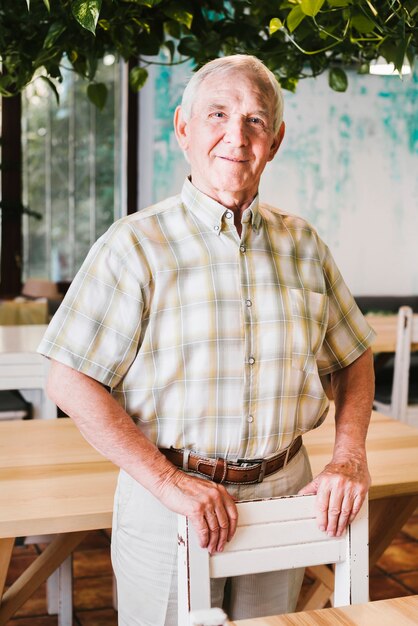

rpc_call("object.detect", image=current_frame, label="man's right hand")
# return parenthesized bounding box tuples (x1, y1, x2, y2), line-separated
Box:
(45, 363, 237, 553)
(156, 468, 238, 555)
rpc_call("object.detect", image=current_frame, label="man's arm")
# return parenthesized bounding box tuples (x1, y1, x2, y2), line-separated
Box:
(46, 360, 238, 554)
(299, 347, 374, 536)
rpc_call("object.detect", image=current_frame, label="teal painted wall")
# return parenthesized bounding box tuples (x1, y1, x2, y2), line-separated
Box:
(140, 64, 418, 295)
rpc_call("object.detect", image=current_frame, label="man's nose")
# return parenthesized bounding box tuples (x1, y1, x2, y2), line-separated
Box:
(223, 117, 248, 146)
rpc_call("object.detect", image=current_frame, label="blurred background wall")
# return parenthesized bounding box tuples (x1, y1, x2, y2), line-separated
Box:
(139, 63, 418, 296)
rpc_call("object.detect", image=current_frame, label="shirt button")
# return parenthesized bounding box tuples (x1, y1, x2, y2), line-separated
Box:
(247, 415, 254, 423)
(245, 299, 252, 307)
(225, 211, 233, 219)
(240, 245, 246, 253)
(248, 356, 255, 365)
(213, 224, 220, 232)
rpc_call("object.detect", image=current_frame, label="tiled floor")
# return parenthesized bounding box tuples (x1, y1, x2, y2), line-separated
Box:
(4, 510, 418, 625)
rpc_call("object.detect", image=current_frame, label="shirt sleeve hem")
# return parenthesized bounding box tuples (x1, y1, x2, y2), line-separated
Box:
(37, 340, 121, 389)
(317, 328, 376, 376)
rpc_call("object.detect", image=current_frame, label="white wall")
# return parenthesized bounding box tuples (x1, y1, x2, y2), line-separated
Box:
(139, 64, 418, 296)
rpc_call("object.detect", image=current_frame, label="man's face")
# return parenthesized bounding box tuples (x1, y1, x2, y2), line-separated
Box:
(175, 71, 284, 204)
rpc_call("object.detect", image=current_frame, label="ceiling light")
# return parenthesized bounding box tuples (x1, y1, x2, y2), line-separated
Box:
(103, 54, 116, 66)
(369, 57, 411, 76)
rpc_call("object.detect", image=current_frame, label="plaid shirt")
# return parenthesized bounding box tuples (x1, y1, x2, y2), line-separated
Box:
(38, 178, 374, 460)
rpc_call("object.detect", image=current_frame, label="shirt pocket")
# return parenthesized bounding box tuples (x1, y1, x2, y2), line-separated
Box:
(289, 289, 329, 373)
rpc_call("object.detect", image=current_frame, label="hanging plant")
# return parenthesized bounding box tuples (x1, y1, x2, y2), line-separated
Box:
(0, 0, 416, 106)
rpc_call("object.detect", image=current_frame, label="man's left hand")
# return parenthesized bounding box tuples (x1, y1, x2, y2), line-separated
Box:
(298, 451, 370, 537)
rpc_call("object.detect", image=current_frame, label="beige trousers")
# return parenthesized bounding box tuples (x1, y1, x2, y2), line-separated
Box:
(111, 446, 312, 626)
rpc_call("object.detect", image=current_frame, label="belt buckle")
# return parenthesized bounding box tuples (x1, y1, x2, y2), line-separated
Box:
(236, 457, 267, 483)
(238, 458, 267, 482)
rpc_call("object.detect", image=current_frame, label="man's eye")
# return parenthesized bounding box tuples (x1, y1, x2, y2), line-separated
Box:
(211, 112, 225, 118)
(248, 117, 262, 124)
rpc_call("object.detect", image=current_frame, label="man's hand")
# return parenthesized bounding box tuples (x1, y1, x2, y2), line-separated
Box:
(46, 362, 238, 555)
(300, 348, 374, 536)
(298, 450, 370, 537)
(156, 468, 238, 554)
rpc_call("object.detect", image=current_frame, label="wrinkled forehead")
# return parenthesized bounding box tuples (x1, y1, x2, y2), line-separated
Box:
(194, 68, 275, 114)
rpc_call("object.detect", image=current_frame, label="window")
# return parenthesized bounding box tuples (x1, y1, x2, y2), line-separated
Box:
(21, 58, 125, 282)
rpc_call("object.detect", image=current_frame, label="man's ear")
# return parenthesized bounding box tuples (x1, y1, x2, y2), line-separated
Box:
(268, 121, 285, 161)
(174, 106, 189, 151)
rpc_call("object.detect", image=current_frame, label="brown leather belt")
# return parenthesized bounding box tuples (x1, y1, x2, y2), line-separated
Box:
(159, 436, 302, 485)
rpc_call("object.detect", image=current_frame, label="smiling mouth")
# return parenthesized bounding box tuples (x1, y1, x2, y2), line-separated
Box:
(218, 156, 249, 163)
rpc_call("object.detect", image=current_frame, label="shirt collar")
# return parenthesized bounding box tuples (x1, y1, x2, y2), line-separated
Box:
(181, 178, 261, 235)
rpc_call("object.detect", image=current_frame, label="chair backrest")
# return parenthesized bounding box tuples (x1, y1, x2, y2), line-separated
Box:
(178, 493, 369, 625)
(391, 306, 418, 422)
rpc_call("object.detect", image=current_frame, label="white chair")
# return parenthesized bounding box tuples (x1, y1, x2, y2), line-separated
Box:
(374, 306, 418, 427)
(178, 493, 369, 625)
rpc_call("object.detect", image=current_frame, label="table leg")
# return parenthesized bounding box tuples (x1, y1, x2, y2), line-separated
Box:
(0, 538, 14, 600)
(369, 494, 418, 568)
(0, 530, 87, 624)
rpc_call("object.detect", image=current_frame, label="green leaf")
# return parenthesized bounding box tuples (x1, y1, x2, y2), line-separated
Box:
(136, 31, 162, 55)
(280, 75, 299, 92)
(71, 0, 102, 35)
(327, 0, 351, 6)
(379, 41, 398, 65)
(269, 18, 284, 35)
(394, 39, 407, 74)
(287, 5, 305, 32)
(98, 18, 110, 31)
(163, 5, 193, 29)
(25, 0, 30, 9)
(43, 0, 50, 10)
(358, 62, 370, 74)
(350, 14, 375, 34)
(300, 0, 325, 18)
(40, 76, 60, 105)
(163, 40, 176, 62)
(44, 63, 62, 81)
(126, 0, 163, 6)
(329, 67, 348, 92)
(43, 22, 66, 48)
(129, 67, 148, 91)
(132, 18, 151, 34)
(406, 46, 415, 69)
(87, 82, 107, 109)
(178, 35, 202, 56)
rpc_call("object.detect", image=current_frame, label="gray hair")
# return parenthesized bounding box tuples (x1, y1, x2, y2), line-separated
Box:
(181, 55, 284, 133)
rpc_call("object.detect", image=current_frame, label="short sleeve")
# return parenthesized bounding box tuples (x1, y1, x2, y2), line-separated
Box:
(38, 237, 145, 388)
(316, 242, 375, 375)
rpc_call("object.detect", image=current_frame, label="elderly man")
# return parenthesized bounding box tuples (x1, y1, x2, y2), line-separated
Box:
(39, 55, 375, 624)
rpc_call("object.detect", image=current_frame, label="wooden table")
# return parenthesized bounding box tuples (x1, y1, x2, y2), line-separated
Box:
(367, 313, 418, 353)
(0, 418, 117, 625)
(1, 409, 418, 623)
(0, 324, 56, 419)
(230, 595, 418, 625)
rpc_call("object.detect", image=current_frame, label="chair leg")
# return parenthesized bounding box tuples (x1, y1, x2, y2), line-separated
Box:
(47, 556, 72, 626)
